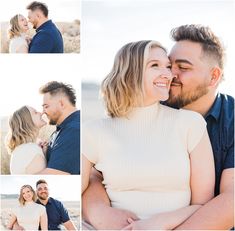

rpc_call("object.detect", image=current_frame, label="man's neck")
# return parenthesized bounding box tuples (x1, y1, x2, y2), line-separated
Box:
(57, 107, 77, 126)
(36, 18, 49, 29)
(183, 90, 218, 117)
(38, 197, 49, 205)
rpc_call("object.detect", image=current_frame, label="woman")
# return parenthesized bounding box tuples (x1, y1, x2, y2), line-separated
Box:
(8, 14, 30, 53)
(6, 106, 47, 174)
(82, 40, 215, 229)
(7, 185, 48, 230)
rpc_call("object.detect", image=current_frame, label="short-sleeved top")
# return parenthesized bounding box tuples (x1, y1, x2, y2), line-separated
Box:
(83, 102, 207, 219)
(46, 110, 80, 174)
(9, 35, 28, 53)
(12, 202, 46, 230)
(36, 197, 70, 230)
(29, 20, 63, 53)
(10, 142, 46, 174)
(205, 93, 234, 196)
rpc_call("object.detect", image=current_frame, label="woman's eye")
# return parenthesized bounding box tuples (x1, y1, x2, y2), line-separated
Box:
(167, 65, 172, 69)
(151, 63, 158, 67)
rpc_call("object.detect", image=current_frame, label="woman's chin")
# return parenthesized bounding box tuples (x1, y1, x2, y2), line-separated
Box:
(159, 94, 169, 102)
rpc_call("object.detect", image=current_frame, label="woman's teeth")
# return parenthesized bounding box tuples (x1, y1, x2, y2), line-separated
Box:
(154, 82, 167, 87)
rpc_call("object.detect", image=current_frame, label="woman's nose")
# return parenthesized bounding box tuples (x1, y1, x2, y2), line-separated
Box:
(161, 68, 173, 80)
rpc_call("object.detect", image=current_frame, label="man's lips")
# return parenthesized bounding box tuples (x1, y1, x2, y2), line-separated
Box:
(171, 82, 182, 87)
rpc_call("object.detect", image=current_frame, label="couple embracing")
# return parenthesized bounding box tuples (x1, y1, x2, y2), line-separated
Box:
(82, 24, 234, 230)
(6, 81, 80, 175)
(8, 1, 63, 53)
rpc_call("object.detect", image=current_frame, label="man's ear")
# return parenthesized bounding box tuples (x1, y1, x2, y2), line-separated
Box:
(59, 99, 65, 109)
(210, 66, 222, 87)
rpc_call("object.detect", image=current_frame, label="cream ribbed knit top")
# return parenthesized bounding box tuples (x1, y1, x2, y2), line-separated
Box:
(10, 143, 46, 174)
(11, 201, 46, 230)
(83, 102, 206, 219)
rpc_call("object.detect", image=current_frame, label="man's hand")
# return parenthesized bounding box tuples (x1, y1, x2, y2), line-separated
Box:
(122, 217, 165, 230)
(88, 205, 139, 230)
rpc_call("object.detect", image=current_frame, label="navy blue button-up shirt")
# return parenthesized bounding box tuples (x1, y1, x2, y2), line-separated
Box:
(47, 110, 80, 174)
(205, 93, 234, 196)
(37, 197, 70, 230)
(29, 20, 64, 53)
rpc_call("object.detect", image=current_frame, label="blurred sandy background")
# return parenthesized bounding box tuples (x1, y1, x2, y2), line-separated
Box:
(0, 20, 80, 53)
(1, 116, 55, 175)
(1, 197, 80, 230)
(82, 82, 105, 122)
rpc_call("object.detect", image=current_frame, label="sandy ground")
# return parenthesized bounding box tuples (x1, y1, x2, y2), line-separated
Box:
(1, 198, 80, 230)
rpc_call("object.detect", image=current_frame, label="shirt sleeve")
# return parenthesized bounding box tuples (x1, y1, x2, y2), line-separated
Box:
(82, 120, 100, 164)
(224, 142, 234, 169)
(47, 126, 80, 174)
(57, 201, 70, 223)
(39, 204, 46, 216)
(180, 110, 207, 153)
(29, 32, 54, 53)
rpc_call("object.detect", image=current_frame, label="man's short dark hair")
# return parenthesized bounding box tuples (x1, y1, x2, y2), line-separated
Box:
(171, 24, 225, 71)
(27, 1, 49, 17)
(36, 179, 48, 187)
(40, 81, 76, 106)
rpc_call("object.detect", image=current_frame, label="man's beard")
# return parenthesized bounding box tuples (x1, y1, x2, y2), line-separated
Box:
(49, 119, 57, 125)
(37, 193, 48, 200)
(166, 83, 209, 108)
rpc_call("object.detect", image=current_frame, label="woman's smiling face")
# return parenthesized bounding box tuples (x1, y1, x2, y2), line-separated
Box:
(143, 47, 173, 106)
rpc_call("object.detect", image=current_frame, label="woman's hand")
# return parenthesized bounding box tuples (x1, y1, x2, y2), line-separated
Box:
(38, 141, 48, 155)
(25, 35, 32, 45)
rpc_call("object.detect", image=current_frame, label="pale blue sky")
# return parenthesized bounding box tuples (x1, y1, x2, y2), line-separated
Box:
(0, 55, 81, 117)
(1, 175, 80, 201)
(82, 0, 235, 96)
(0, 0, 80, 22)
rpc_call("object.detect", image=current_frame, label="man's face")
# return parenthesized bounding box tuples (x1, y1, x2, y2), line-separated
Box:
(27, 10, 38, 29)
(42, 93, 62, 125)
(36, 183, 49, 200)
(167, 40, 211, 108)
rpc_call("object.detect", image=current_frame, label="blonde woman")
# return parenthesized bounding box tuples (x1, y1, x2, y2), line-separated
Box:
(82, 40, 215, 229)
(6, 106, 47, 174)
(7, 185, 48, 230)
(8, 14, 30, 53)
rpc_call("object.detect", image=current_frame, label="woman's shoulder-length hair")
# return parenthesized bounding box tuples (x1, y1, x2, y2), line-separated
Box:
(101, 40, 166, 118)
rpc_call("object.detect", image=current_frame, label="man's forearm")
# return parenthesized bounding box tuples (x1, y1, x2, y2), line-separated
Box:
(82, 169, 110, 224)
(175, 191, 234, 230)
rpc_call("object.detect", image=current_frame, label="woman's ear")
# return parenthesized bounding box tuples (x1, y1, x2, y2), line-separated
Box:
(210, 66, 222, 87)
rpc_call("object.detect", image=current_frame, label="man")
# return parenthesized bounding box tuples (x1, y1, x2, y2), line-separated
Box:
(27, 1, 64, 53)
(39, 81, 80, 175)
(82, 25, 234, 230)
(36, 179, 77, 230)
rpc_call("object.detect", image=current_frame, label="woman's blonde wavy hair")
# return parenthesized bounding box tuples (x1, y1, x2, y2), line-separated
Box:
(6, 106, 38, 152)
(8, 14, 22, 39)
(101, 40, 166, 118)
(19, 185, 37, 206)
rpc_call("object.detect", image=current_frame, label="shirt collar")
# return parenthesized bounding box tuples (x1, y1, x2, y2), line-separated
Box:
(205, 93, 222, 121)
(56, 110, 79, 131)
(37, 197, 52, 205)
(36, 19, 52, 32)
